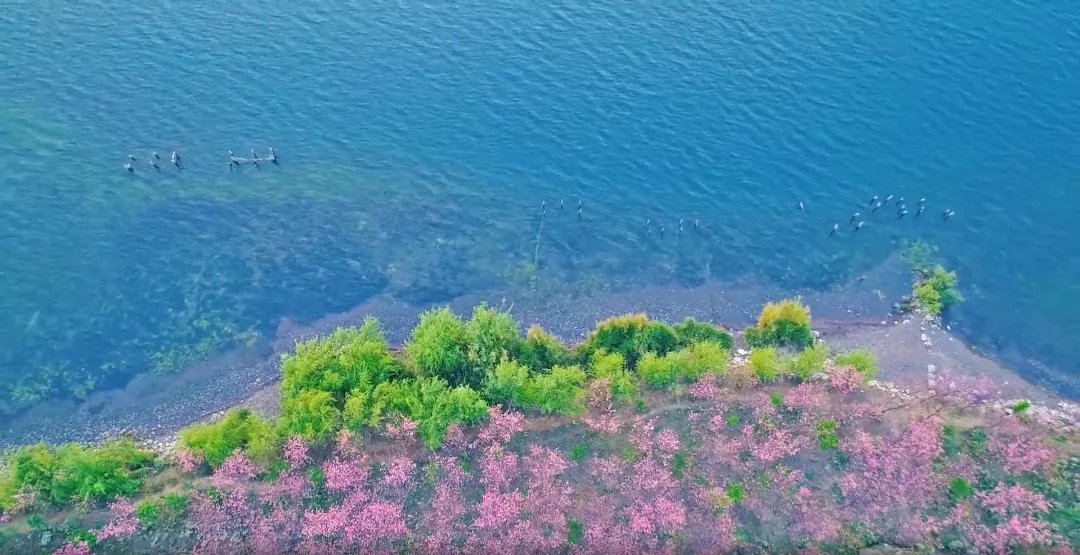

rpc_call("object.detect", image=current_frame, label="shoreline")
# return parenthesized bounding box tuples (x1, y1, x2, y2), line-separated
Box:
(1, 262, 1076, 449)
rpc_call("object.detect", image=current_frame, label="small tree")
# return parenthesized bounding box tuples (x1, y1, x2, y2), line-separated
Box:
(744, 299, 813, 349)
(407, 307, 475, 388)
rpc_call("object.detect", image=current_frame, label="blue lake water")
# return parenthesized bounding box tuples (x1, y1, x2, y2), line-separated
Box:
(1, 1, 1078, 415)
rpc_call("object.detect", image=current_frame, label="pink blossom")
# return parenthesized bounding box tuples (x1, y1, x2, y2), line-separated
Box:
(475, 405, 524, 446)
(748, 426, 806, 463)
(783, 382, 826, 411)
(829, 365, 863, 392)
(688, 377, 721, 400)
(582, 411, 622, 434)
(473, 490, 525, 529)
(384, 418, 418, 442)
(282, 436, 310, 471)
(655, 428, 681, 455)
(176, 448, 204, 474)
(382, 455, 416, 488)
(210, 449, 259, 489)
(95, 498, 139, 540)
(989, 419, 1055, 475)
(976, 483, 1051, 517)
(323, 456, 370, 494)
(52, 541, 91, 555)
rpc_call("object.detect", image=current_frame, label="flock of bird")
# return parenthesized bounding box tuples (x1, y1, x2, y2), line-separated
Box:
(812, 194, 955, 237)
(123, 150, 182, 173)
(121, 147, 279, 173)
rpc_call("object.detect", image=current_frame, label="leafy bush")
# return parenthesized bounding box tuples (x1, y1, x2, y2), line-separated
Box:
(833, 349, 877, 381)
(816, 420, 840, 450)
(348, 377, 487, 448)
(467, 305, 521, 375)
(673, 318, 735, 350)
(278, 388, 341, 443)
(135, 498, 161, 527)
(790, 343, 828, 380)
(517, 325, 572, 373)
(524, 365, 586, 415)
(749, 348, 784, 382)
(638, 321, 679, 357)
(178, 408, 276, 466)
(281, 318, 400, 401)
(406, 307, 475, 388)
(162, 492, 188, 515)
(0, 439, 154, 509)
(949, 478, 974, 502)
(579, 314, 648, 365)
(912, 265, 963, 316)
(744, 299, 814, 349)
(483, 360, 529, 408)
(637, 352, 678, 389)
(570, 442, 589, 461)
(669, 342, 729, 381)
(589, 351, 639, 405)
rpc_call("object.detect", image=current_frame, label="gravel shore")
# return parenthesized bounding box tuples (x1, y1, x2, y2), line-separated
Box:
(2, 261, 1074, 448)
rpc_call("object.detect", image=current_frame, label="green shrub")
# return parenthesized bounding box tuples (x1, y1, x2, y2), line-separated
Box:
(749, 348, 784, 382)
(484, 360, 530, 408)
(726, 482, 745, 504)
(406, 307, 474, 388)
(278, 388, 341, 443)
(669, 342, 729, 381)
(567, 518, 584, 545)
(638, 352, 678, 389)
(1011, 400, 1032, 415)
(913, 265, 963, 316)
(590, 351, 639, 405)
(570, 442, 589, 461)
(0, 438, 154, 510)
(524, 365, 586, 416)
(834, 349, 877, 381)
(638, 321, 679, 357)
(135, 499, 161, 527)
(162, 492, 188, 515)
(467, 305, 521, 375)
(517, 325, 572, 373)
(790, 342, 828, 380)
(744, 299, 814, 349)
(352, 376, 487, 449)
(949, 478, 974, 502)
(816, 420, 840, 451)
(178, 408, 276, 466)
(281, 318, 400, 401)
(671, 452, 689, 478)
(27, 514, 46, 529)
(579, 314, 648, 365)
(673, 318, 735, 350)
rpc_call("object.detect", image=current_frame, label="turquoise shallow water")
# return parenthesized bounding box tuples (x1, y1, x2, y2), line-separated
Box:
(1, 1, 1078, 413)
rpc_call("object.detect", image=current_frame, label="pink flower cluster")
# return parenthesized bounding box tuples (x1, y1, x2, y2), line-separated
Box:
(52, 541, 91, 555)
(94, 498, 139, 541)
(209, 450, 259, 489)
(176, 448, 204, 474)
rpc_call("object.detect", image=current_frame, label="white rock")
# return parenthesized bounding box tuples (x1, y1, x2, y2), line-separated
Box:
(927, 364, 936, 373)
(920, 333, 929, 342)
(736, 348, 748, 356)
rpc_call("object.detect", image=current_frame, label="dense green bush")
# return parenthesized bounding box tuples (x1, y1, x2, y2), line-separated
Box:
(912, 265, 963, 316)
(638, 321, 679, 357)
(669, 342, 729, 382)
(517, 325, 572, 373)
(345, 376, 487, 448)
(790, 343, 828, 380)
(406, 308, 475, 388)
(466, 305, 521, 375)
(749, 347, 784, 382)
(0, 438, 154, 510)
(578, 314, 648, 365)
(637, 352, 678, 389)
(281, 319, 401, 401)
(135, 498, 161, 526)
(638, 342, 728, 389)
(278, 388, 341, 442)
(178, 408, 276, 466)
(484, 360, 530, 408)
(673, 318, 735, 350)
(524, 365, 586, 416)
(744, 299, 814, 349)
(833, 349, 878, 380)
